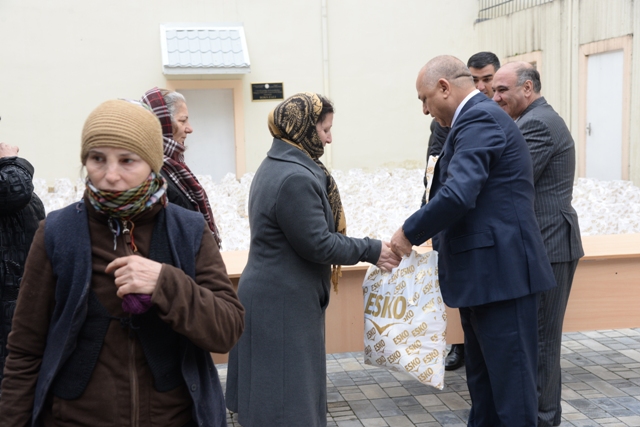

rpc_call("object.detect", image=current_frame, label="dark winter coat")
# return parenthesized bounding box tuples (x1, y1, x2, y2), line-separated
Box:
(0, 156, 45, 383)
(0, 198, 244, 427)
(225, 138, 381, 427)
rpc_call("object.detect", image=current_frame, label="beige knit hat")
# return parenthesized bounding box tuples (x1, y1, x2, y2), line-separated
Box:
(81, 99, 164, 173)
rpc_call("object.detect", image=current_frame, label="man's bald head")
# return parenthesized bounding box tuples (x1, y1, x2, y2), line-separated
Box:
(418, 55, 475, 90)
(415, 55, 476, 127)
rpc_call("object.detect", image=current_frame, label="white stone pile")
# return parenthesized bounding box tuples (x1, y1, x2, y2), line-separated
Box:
(572, 178, 640, 235)
(35, 171, 640, 251)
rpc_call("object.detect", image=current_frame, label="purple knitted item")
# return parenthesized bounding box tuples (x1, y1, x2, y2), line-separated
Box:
(122, 294, 153, 314)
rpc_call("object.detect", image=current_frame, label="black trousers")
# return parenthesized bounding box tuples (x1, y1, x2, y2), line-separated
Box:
(461, 292, 539, 427)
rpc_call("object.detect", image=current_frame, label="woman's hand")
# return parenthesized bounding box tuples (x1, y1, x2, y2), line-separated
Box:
(105, 255, 162, 298)
(376, 241, 401, 272)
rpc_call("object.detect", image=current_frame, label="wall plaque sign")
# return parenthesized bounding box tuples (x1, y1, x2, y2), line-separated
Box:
(251, 82, 284, 101)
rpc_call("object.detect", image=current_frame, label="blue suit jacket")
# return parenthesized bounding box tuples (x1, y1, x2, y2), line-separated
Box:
(403, 93, 556, 308)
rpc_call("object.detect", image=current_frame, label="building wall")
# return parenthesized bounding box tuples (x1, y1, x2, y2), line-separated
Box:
(2, 0, 638, 185)
(0, 0, 476, 183)
(474, 0, 640, 185)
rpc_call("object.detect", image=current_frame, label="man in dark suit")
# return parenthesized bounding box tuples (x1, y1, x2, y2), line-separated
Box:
(493, 62, 584, 427)
(391, 55, 556, 426)
(435, 51, 503, 371)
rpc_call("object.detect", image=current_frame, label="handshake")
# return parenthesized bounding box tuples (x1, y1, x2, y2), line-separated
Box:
(375, 226, 415, 272)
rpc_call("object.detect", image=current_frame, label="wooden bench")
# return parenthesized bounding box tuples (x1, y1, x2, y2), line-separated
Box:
(214, 233, 640, 363)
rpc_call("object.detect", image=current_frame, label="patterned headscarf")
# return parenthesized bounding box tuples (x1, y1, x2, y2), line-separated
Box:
(141, 87, 222, 248)
(268, 92, 347, 291)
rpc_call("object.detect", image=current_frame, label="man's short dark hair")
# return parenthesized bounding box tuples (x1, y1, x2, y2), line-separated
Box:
(516, 66, 542, 93)
(467, 52, 501, 71)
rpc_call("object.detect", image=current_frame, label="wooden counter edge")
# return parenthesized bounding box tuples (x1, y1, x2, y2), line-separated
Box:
(220, 233, 640, 278)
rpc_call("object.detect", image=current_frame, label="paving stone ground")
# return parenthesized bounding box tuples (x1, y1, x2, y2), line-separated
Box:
(219, 328, 640, 426)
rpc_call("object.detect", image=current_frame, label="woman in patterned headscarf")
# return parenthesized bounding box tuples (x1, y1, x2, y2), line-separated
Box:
(141, 87, 222, 248)
(225, 92, 400, 427)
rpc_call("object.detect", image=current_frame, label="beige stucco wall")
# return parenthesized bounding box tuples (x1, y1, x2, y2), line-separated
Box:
(0, 0, 477, 183)
(2, 0, 638, 184)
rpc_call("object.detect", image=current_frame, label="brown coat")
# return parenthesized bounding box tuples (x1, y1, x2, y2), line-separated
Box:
(0, 199, 244, 427)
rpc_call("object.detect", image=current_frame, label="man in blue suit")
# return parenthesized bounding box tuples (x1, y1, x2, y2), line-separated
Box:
(391, 55, 556, 426)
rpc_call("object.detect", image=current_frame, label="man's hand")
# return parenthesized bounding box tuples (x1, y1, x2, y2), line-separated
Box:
(105, 255, 163, 298)
(390, 227, 413, 258)
(376, 242, 401, 272)
(0, 143, 19, 158)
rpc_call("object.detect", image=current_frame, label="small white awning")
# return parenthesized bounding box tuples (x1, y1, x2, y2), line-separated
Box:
(160, 23, 251, 75)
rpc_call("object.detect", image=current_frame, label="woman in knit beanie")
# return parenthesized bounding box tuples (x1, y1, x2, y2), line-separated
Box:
(0, 99, 244, 427)
(141, 87, 222, 248)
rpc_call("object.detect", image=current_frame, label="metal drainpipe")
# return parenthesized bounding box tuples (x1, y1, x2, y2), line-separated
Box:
(321, 0, 333, 169)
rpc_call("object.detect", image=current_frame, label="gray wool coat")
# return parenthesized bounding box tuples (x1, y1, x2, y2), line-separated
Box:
(225, 138, 381, 427)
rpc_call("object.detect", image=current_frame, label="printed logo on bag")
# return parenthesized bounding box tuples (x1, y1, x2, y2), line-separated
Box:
(406, 340, 422, 355)
(399, 265, 415, 278)
(442, 312, 447, 321)
(364, 293, 407, 320)
(376, 355, 387, 365)
(418, 255, 432, 266)
(408, 291, 420, 305)
(414, 270, 427, 285)
(366, 327, 377, 341)
(430, 334, 439, 342)
(371, 280, 382, 293)
(418, 367, 434, 383)
(422, 282, 433, 295)
(387, 350, 402, 365)
(411, 322, 429, 337)
(388, 270, 400, 284)
(403, 309, 414, 323)
(394, 281, 406, 295)
(422, 349, 439, 364)
(374, 339, 386, 352)
(422, 299, 435, 313)
(367, 269, 380, 281)
(364, 345, 372, 356)
(404, 357, 421, 372)
(393, 330, 409, 345)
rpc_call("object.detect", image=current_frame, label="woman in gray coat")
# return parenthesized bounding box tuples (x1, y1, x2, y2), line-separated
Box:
(225, 93, 399, 427)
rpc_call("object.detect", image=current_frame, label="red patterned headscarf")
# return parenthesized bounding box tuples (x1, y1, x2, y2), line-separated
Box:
(141, 87, 222, 248)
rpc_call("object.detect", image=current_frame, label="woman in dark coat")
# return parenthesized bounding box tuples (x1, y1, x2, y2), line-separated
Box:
(225, 92, 400, 427)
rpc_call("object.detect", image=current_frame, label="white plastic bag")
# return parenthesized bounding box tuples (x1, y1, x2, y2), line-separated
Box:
(362, 249, 447, 390)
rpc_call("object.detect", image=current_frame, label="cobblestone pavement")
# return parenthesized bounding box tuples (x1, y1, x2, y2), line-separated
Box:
(220, 328, 640, 426)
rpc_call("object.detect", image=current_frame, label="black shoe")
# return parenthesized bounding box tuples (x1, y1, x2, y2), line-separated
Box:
(444, 344, 465, 371)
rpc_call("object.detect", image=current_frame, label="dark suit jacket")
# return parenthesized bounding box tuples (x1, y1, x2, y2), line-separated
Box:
(516, 97, 584, 263)
(403, 93, 556, 308)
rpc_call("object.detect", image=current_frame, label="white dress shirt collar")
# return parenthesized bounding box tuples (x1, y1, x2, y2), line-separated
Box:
(451, 89, 480, 128)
